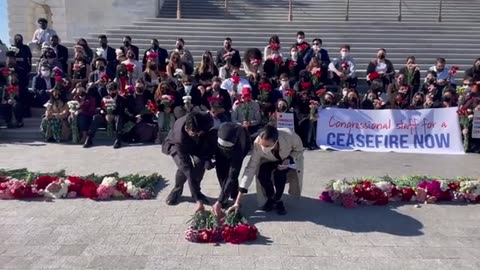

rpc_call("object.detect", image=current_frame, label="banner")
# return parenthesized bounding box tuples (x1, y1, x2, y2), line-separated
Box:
(473, 111, 480, 139)
(317, 107, 464, 154)
(276, 112, 294, 130)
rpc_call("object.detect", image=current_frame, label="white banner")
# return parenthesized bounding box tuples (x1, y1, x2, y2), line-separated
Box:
(472, 111, 480, 139)
(316, 107, 464, 154)
(276, 112, 294, 131)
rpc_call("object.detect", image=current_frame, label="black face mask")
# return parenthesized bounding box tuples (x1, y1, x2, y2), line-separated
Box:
(349, 98, 358, 104)
(135, 88, 144, 94)
(378, 55, 385, 60)
(443, 96, 451, 103)
(278, 105, 287, 112)
(219, 145, 234, 158)
(149, 64, 157, 69)
(109, 92, 117, 98)
(100, 42, 107, 48)
(152, 44, 159, 50)
(97, 66, 105, 71)
(123, 41, 131, 47)
(415, 99, 423, 106)
(176, 44, 183, 50)
(225, 44, 231, 50)
(14, 40, 22, 46)
(213, 85, 221, 91)
(428, 78, 436, 85)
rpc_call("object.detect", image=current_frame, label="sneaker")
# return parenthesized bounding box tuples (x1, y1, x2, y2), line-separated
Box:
(83, 136, 93, 148)
(261, 199, 275, 212)
(276, 201, 287, 215)
(197, 193, 210, 205)
(166, 187, 183, 205)
(113, 140, 122, 149)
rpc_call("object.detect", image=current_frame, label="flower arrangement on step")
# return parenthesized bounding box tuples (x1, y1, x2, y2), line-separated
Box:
(185, 210, 258, 244)
(101, 97, 116, 137)
(319, 176, 480, 208)
(0, 169, 163, 200)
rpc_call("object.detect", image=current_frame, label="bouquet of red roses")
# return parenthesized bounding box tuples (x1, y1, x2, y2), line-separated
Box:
(221, 211, 258, 244)
(185, 210, 223, 243)
(258, 82, 272, 102)
(457, 108, 473, 151)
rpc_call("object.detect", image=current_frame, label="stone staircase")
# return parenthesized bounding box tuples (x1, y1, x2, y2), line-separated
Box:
(4, 0, 480, 142)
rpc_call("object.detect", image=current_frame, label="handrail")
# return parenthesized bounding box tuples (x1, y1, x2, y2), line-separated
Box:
(345, 0, 350, 21)
(398, 0, 402, 22)
(176, 0, 181, 20)
(288, 0, 293, 21)
(437, 0, 443, 22)
(225, 0, 228, 17)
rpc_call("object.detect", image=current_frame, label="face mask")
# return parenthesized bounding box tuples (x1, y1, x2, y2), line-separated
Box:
(340, 52, 349, 58)
(378, 54, 385, 60)
(278, 105, 287, 112)
(312, 45, 320, 51)
(79, 92, 86, 97)
(176, 44, 183, 50)
(213, 85, 221, 91)
(100, 42, 107, 48)
(97, 66, 105, 71)
(342, 89, 348, 97)
(261, 144, 276, 154)
(281, 81, 289, 87)
(15, 40, 22, 46)
(184, 85, 192, 93)
(123, 41, 131, 47)
(149, 63, 157, 69)
(135, 87, 144, 94)
(225, 44, 231, 50)
(349, 98, 358, 104)
(297, 38, 304, 44)
(41, 70, 50, 77)
(291, 52, 298, 61)
(443, 96, 451, 102)
(109, 92, 117, 98)
(415, 99, 423, 106)
(426, 78, 436, 84)
(219, 145, 234, 158)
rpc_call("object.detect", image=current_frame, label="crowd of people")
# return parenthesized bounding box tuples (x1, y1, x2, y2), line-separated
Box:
(2, 18, 480, 213)
(1, 18, 480, 152)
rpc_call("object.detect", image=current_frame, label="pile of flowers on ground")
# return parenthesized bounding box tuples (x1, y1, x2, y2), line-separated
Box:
(0, 169, 162, 200)
(319, 176, 480, 208)
(185, 210, 258, 244)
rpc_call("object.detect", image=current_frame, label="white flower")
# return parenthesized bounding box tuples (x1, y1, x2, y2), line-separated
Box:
(126, 181, 140, 198)
(375, 181, 392, 192)
(44, 180, 68, 199)
(174, 69, 184, 77)
(101, 177, 118, 188)
(439, 180, 449, 192)
(96, 48, 104, 57)
(67, 100, 80, 113)
(332, 180, 353, 194)
(8, 46, 20, 54)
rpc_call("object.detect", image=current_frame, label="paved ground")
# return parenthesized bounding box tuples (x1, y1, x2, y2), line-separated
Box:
(1, 141, 480, 270)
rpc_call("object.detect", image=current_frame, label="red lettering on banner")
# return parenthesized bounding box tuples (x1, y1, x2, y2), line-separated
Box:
(328, 116, 391, 133)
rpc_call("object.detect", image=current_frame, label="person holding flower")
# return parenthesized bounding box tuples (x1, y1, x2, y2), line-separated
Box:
(229, 125, 304, 216)
(122, 50, 143, 84)
(172, 38, 194, 75)
(41, 85, 70, 142)
(465, 58, 480, 83)
(243, 48, 263, 80)
(398, 56, 421, 93)
(113, 64, 129, 96)
(429, 58, 457, 88)
(232, 87, 262, 135)
(167, 52, 186, 79)
(306, 57, 326, 89)
(220, 68, 251, 99)
(195, 51, 219, 87)
(263, 35, 283, 79)
(216, 37, 242, 76)
(154, 95, 176, 144)
(0, 74, 23, 128)
(129, 79, 158, 143)
(409, 92, 426, 109)
(71, 83, 97, 144)
(421, 71, 442, 103)
(303, 38, 330, 76)
(387, 73, 412, 106)
(294, 31, 310, 61)
(32, 63, 55, 107)
(329, 44, 357, 89)
(366, 48, 395, 94)
(69, 52, 89, 89)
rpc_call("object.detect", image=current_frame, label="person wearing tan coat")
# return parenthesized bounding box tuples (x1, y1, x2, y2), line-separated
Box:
(40, 87, 71, 142)
(229, 125, 304, 215)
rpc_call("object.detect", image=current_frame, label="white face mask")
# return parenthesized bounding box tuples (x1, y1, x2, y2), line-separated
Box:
(183, 85, 192, 93)
(312, 45, 320, 51)
(342, 89, 348, 97)
(261, 144, 276, 154)
(41, 70, 50, 77)
(340, 52, 349, 58)
(281, 81, 289, 88)
(291, 52, 298, 61)
(297, 38, 304, 44)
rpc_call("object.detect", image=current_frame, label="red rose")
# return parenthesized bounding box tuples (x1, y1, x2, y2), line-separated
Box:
(116, 181, 129, 196)
(341, 62, 349, 70)
(232, 75, 240, 85)
(258, 83, 272, 92)
(125, 64, 135, 73)
(367, 71, 380, 81)
(448, 182, 459, 191)
(401, 187, 415, 201)
(316, 88, 326, 97)
(67, 176, 84, 193)
(269, 42, 280, 51)
(101, 74, 110, 82)
(1, 68, 9, 76)
(315, 70, 322, 78)
(147, 52, 158, 59)
(285, 88, 295, 97)
(289, 61, 296, 69)
(300, 82, 311, 90)
(146, 100, 158, 114)
(6, 86, 19, 95)
(80, 180, 98, 199)
(54, 75, 63, 83)
(34, 175, 58, 190)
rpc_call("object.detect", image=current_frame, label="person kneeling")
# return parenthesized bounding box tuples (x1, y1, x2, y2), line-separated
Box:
(230, 125, 304, 215)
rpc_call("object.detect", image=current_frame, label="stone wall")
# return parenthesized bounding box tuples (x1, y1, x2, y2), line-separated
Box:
(7, 0, 163, 44)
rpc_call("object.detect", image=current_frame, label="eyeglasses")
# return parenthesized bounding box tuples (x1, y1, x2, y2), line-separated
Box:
(313, 43, 320, 45)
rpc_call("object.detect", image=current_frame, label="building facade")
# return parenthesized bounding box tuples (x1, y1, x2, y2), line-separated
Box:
(7, 0, 164, 43)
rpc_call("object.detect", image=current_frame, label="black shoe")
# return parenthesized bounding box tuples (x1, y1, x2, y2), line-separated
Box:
(166, 187, 183, 205)
(276, 201, 287, 215)
(83, 137, 93, 148)
(113, 140, 122, 149)
(47, 137, 56, 143)
(261, 199, 275, 212)
(16, 122, 24, 128)
(197, 193, 210, 205)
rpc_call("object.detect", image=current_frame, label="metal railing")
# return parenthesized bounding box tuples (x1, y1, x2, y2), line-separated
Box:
(288, 0, 293, 21)
(398, 0, 402, 22)
(345, 0, 350, 21)
(225, 0, 228, 16)
(176, 0, 181, 19)
(438, 0, 443, 22)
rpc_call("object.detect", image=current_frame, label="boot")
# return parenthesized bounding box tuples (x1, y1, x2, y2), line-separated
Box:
(113, 139, 122, 149)
(83, 136, 93, 148)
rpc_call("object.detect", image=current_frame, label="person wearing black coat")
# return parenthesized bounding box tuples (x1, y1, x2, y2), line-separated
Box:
(465, 58, 480, 83)
(97, 35, 117, 79)
(142, 39, 169, 72)
(212, 123, 251, 215)
(50, 35, 69, 73)
(162, 111, 216, 210)
(398, 56, 421, 93)
(120, 36, 140, 61)
(83, 82, 136, 149)
(32, 63, 56, 107)
(216, 38, 242, 69)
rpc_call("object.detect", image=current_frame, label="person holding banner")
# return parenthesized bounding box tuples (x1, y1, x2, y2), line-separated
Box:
(228, 125, 304, 215)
